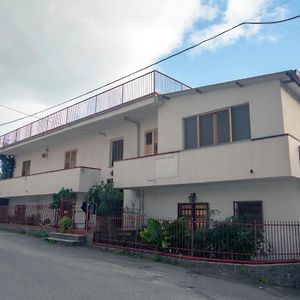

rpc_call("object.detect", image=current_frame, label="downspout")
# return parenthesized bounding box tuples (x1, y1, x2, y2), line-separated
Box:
(123, 117, 140, 157)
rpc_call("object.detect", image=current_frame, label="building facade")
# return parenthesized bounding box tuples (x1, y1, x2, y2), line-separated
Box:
(0, 70, 300, 222)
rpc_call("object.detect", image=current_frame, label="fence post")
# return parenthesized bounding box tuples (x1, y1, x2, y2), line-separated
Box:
(254, 221, 257, 260)
(191, 217, 194, 257)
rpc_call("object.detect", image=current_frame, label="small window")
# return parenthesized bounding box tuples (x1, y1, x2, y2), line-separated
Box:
(107, 178, 114, 185)
(65, 150, 77, 169)
(111, 138, 124, 166)
(21, 160, 31, 176)
(144, 129, 158, 156)
(234, 201, 263, 224)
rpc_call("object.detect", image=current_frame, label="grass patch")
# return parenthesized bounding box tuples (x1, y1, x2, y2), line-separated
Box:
(113, 249, 144, 258)
(258, 276, 270, 286)
(154, 254, 161, 262)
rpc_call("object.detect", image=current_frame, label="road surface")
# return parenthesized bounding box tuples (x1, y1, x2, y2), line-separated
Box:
(0, 230, 299, 300)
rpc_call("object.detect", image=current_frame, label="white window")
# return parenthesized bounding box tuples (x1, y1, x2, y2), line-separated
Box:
(184, 104, 250, 149)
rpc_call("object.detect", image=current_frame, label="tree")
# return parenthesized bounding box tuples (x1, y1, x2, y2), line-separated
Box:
(0, 155, 15, 179)
(85, 182, 123, 216)
(50, 188, 77, 209)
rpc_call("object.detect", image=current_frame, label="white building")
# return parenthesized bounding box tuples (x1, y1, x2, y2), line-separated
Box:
(0, 70, 300, 223)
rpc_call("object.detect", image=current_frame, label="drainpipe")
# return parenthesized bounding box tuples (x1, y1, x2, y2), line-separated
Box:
(123, 117, 140, 157)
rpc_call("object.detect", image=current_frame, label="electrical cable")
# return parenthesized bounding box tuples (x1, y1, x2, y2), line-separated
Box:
(0, 13, 299, 128)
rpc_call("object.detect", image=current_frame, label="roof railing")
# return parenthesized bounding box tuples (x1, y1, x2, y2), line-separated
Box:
(0, 71, 190, 149)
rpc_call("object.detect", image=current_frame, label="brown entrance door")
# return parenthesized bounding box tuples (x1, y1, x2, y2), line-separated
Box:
(178, 203, 209, 229)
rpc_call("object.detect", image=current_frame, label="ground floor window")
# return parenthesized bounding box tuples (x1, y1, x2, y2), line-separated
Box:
(233, 201, 263, 224)
(178, 203, 209, 228)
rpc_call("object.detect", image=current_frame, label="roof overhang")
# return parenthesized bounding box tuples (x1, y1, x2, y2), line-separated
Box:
(160, 69, 300, 100)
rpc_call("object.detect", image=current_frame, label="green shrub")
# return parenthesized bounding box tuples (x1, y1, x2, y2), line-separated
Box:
(140, 217, 190, 251)
(140, 218, 171, 250)
(193, 219, 268, 260)
(59, 216, 73, 233)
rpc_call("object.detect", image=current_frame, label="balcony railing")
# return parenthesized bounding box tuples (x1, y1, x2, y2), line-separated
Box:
(0, 71, 190, 149)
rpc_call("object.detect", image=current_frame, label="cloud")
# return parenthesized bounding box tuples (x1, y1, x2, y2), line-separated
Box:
(0, 0, 289, 135)
(189, 0, 287, 53)
(0, 0, 219, 134)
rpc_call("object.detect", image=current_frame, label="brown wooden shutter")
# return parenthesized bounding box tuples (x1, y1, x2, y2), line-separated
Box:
(64, 150, 77, 169)
(144, 128, 158, 156)
(21, 160, 31, 176)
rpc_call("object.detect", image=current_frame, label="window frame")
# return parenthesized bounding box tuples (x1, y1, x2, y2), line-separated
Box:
(64, 149, 77, 169)
(183, 103, 250, 149)
(144, 128, 158, 156)
(110, 137, 124, 167)
(21, 160, 31, 176)
(233, 201, 263, 224)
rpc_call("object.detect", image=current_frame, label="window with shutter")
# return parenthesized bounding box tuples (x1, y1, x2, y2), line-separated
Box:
(110, 138, 124, 166)
(64, 150, 77, 169)
(144, 128, 158, 156)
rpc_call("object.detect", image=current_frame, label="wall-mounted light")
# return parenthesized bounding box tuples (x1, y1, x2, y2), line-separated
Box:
(41, 148, 49, 159)
(188, 193, 196, 203)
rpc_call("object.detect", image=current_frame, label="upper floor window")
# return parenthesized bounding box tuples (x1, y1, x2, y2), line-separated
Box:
(64, 150, 77, 169)
(111, 138, 124, 166)
(184, 103, 250, 149)
(144, 128, 158, 156)
(21, 160, 31, 176)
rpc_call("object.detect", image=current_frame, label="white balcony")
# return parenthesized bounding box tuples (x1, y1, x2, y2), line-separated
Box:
(114, 135, 291, 188)
(0, 167, 101, 198)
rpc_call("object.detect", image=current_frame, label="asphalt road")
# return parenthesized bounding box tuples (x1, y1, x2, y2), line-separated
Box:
(0, 231, 299, 300)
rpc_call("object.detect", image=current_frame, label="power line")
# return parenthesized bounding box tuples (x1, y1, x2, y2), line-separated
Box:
(0, 13, 299, 128)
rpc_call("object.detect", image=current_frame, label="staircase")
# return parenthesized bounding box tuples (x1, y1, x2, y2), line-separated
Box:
(46, 232, 87, 246)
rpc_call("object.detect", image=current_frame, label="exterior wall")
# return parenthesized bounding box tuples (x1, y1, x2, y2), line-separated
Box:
(0, 167, 100, 198)
(288, 136, 300, 179)
(142, 178, 300, 221)
(158, 80, 283, 153)
(12, 113, 157, 186)
(9, 195, 52, 206)
(114, 135, 291, 188)
(281, 86, 300, 140)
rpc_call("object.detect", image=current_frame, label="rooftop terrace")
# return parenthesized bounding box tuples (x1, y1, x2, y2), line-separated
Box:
(0, 70, 190, 149)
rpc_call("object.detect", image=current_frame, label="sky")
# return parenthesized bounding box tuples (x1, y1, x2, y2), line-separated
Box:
(0, 0, 299, 135)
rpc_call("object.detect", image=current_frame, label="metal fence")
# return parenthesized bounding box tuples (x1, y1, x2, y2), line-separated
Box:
(0, 205, 58, 227)
(93, 215, 300, 263)
(0, 71, 190, 148)
(0, 204, 96, 231)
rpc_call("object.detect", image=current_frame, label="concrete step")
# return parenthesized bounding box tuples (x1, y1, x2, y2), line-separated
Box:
(46, 237, 82, 246)
(48, 232, 86, 243)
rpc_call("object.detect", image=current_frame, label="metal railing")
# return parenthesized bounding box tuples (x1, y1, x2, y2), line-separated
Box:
(0, 204, 96, 231)
(93, 215, 300, 263)
(0, 204, 58, 227)
(0, 71, 190, 148)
